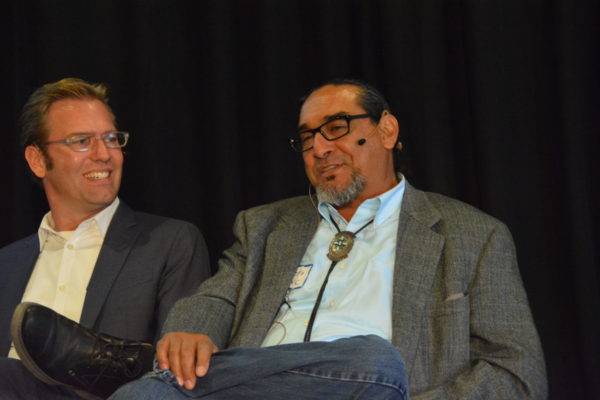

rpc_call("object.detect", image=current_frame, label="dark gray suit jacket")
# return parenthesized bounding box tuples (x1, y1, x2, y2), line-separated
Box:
(162, 184, 547, 399)
(0, 202, 211, 355)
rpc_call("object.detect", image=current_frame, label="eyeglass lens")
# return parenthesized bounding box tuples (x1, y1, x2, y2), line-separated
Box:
(296, 118, 350, 152)
(70, 132, 128, 151)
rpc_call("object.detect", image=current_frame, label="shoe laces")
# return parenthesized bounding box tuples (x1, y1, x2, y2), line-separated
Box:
(96, 335, 146, 378)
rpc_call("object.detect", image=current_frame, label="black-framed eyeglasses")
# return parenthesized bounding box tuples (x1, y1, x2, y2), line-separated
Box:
(289, 114, 369, 153)
(41, 131, 130, 152)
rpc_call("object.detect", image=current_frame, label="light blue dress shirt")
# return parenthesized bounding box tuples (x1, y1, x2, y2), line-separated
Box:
(261, 177, 406, 346)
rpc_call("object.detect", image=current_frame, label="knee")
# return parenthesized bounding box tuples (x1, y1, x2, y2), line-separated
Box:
(355, 335, 406, 374)
(108, 373, 181, 400)
(108, 377, 153, 399)
(321, 335, 407, 385)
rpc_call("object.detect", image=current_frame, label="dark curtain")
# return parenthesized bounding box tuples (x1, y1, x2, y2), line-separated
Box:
(1, 1, 598, 398)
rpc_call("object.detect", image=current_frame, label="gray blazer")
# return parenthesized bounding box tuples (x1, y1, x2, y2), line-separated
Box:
(0, 202, 211, 354)
(163, 184, 547, 399)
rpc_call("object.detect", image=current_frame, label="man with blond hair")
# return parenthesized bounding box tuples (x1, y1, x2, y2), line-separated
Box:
(0, 78, 210, 399)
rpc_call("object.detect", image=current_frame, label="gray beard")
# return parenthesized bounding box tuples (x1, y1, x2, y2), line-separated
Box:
(315, 171, 366, 207)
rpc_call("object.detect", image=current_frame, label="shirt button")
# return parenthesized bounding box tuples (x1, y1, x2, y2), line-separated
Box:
(58, 285, 66, 292)
(303, 320, 308, 326)
(339, 264, 347, 270)
(66, 244, 74, 250)
(329, 301, 336, 307)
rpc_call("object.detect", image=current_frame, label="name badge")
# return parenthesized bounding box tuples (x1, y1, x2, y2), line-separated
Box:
(290, 265, 312, 289)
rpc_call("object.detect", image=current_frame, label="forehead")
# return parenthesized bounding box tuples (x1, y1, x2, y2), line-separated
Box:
(298, 85, 364, 128)
(45, 98, 115, 139)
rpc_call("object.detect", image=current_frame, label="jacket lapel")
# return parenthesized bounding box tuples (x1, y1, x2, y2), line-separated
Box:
(79, 203, 140, 328)
(241, 198, 319, 347)
(391, 184, 444, 374)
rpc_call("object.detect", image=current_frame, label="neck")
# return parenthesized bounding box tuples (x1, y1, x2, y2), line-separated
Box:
(337, 202, 361, 222)
(50, 213, 90, 232)
(336, 174, 399, 221)
(49, 205, 107, 232)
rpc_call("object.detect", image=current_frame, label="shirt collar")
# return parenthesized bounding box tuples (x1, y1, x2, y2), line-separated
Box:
(38, 197, 120, 248)
(317, 174, 406, 229)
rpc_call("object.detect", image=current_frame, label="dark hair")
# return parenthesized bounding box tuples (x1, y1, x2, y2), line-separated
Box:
(300, 78, 391, 123)
(301, 78, 408, 173)
(20, 77, 115, 149)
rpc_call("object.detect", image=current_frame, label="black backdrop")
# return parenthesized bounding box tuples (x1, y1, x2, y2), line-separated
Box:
(1, 1, 598, 399)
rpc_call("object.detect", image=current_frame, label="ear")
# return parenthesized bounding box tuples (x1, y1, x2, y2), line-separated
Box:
(378, 111, 400, 150)
(25, 145, 48, 179)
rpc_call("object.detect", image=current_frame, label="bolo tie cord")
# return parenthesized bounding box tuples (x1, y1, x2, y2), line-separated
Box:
(303, 217, 374, 342)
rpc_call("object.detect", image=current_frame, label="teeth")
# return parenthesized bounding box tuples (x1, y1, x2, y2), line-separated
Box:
(85, 171, 109, 180)
(323, 165, 337, 172)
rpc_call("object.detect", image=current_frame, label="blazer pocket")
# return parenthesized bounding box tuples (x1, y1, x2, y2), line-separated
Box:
(426, 294, 471, 374)
(430, 294, 469, 317)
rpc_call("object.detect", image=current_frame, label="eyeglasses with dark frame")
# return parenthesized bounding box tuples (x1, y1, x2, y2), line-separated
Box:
(289, 114, 370, 153)
(41, 131, 130, 152)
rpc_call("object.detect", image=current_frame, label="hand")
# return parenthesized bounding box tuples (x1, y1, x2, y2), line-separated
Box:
(156, 332, 219, 390)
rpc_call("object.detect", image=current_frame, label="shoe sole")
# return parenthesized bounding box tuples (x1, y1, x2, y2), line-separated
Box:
(11, 302, 103, 400)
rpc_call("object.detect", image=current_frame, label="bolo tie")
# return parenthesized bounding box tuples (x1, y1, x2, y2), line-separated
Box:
(303, 217, 374, 342)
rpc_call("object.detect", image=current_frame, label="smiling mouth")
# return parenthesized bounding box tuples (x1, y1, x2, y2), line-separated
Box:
(319, 164, 341, 181)
(84, 171, 110, 180)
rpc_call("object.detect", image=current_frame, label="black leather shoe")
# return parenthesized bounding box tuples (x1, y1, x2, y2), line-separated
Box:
(11, 302, 155, 399)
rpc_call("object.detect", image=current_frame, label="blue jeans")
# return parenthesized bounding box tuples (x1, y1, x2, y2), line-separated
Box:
(109, 335, 408, 400)
(0, 357, 78, 399)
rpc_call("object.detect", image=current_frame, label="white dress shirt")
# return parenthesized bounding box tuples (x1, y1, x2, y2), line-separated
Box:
(8, 198, 119, 359)
(262, 178, 406, 346)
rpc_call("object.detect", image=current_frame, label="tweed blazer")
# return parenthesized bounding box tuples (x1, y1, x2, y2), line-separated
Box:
(163, 183, 547, 399)
(0, 202, 211, 354)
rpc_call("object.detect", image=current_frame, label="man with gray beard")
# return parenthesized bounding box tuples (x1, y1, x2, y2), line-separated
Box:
(17, 79, 547, 400)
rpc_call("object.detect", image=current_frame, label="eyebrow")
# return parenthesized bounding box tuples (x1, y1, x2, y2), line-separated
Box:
(64, 130, 117, 137)
(297, 111, 352, 132)
(65, 132, 93, 137)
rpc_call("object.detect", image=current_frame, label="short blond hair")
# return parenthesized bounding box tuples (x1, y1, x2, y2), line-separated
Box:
(20, 77, 116, 149)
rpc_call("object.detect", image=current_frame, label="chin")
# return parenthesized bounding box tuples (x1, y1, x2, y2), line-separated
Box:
(86, 192, 118, 206)
(315, 172, 366, 207)
(318, 173, 350, 189)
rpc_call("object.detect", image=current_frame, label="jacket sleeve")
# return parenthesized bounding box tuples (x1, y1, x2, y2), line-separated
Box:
(154, 221, 212, 342)
(160, 210, 251, 350)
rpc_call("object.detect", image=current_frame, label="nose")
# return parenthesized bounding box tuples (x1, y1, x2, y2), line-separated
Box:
(89, 137, 111, 161)
(311, 131, 334, 158)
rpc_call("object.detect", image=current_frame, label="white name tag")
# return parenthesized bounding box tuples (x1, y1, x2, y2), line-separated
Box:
(290, 265, 312, 289)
